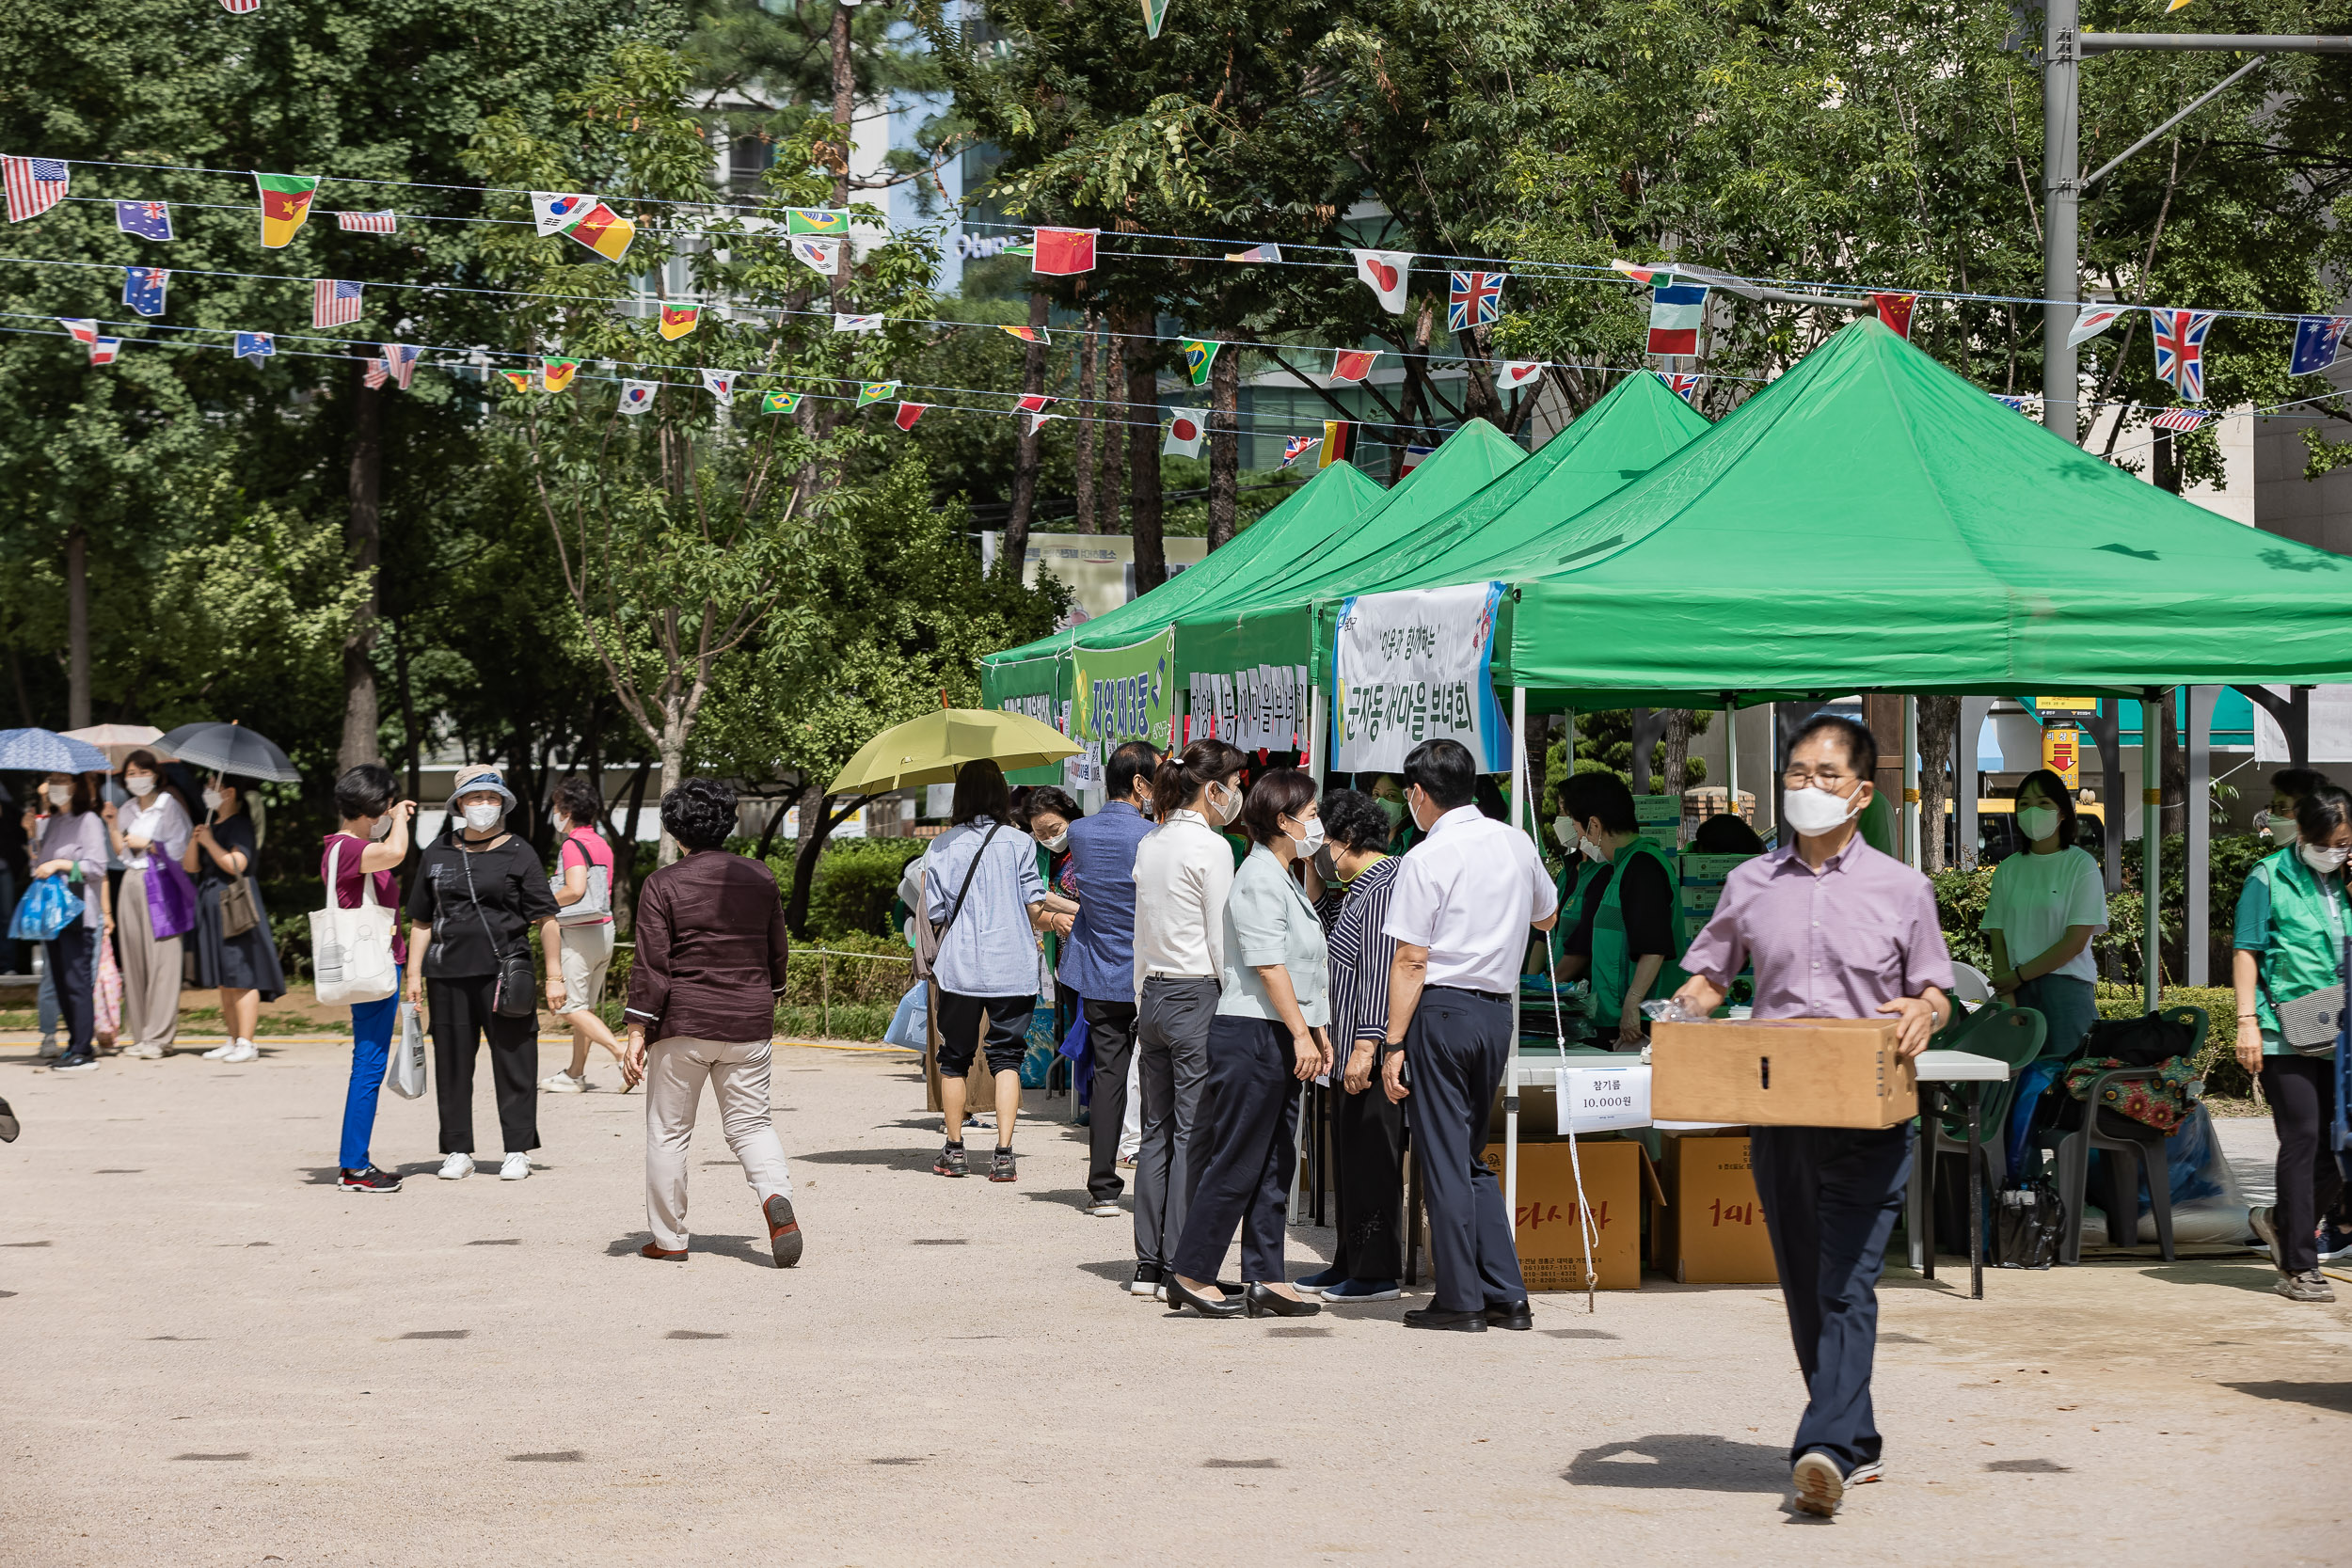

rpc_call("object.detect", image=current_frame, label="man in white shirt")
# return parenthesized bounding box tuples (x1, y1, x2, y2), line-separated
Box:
(1381, 738, 1558, 1331)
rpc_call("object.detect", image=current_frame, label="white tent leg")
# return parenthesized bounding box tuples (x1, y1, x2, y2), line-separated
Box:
(2144, 687, 2165, 1013)
(1507, 685, 1529, 1226)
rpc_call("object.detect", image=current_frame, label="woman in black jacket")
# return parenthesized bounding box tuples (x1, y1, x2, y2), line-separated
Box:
(404, 767, 562, 1182)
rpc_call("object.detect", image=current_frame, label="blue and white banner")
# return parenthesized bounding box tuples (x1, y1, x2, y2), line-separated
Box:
(1331, 579, 1512, 774)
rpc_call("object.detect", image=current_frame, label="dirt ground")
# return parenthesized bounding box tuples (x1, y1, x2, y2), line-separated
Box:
(2, 1037, 2345, 1566)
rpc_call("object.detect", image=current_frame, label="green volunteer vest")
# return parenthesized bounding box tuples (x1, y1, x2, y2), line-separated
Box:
(2250, 845, 2351, 1035)
(1565, 841, 1691, 1028)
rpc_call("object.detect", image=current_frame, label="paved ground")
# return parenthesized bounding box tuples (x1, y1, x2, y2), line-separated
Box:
(3, 1037, 2346, 1566)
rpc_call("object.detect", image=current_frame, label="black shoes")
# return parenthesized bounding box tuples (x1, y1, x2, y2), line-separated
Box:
(932, 1144, 968, 1178)
(1403, 1307, 1488, 1332)
(765, 1193, 803, 1268)
(1130, 1263, 1165, 1298)
(1166, 1275, 1244, 1319)
(1243, 1283, 1323, 1319)
(989, 1147, 1018, 1182)
(337, 1166, 403, 1193)
(1485, 1300, 1534, 1330)
(0, 1096, 17, 1143)
(51, 1051, 97, 1073)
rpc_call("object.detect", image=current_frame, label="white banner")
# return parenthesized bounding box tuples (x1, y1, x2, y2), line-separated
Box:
(1331, 580, 1513, 773)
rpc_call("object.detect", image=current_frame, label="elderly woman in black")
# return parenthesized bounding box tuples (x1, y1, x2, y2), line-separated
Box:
(404, 767, 563, 1182)
(185, 772, 285, 1066)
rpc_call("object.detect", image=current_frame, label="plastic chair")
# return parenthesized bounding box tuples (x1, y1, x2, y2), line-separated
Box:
(2033, 1005, 2205, 1263)
(1928, 1006, 2045, 1190)
(1947, 962, 1996, 1008)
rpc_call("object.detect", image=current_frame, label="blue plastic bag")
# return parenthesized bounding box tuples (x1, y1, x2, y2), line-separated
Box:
(882, 984, 929, 1049)
(8, 877, 84, 942)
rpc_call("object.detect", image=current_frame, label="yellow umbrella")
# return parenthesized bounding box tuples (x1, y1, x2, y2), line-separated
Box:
(829, 708, 1079, 796)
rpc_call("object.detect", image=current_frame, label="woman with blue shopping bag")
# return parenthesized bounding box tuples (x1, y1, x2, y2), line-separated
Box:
(19, 772, 111, 1072)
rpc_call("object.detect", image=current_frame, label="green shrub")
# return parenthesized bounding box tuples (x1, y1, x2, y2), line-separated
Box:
(803, 839, 929, 939)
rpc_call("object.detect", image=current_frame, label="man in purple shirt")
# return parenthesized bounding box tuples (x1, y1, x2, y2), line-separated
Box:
(1674, 714, 1952, 1521)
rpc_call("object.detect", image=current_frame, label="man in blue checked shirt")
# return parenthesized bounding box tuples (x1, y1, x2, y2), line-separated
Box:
(1060, 740, 1162, 1217)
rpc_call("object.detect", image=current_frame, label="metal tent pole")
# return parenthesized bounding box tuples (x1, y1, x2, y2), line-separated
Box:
(1506, 684, 1529, 1226)
(1902, 697, 1921, 869)
(2187, 687, 2216, 986)
(2144, 687, 2165, 1012)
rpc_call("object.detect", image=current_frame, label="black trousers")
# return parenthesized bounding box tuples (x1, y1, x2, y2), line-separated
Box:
(1170, 1016, 1299, 1283)
(1332, 1043, 1406, 1281)
(2262, 1055, 2344, 1275)
(935, 990, 1034, 1080)
(1405, 988, 1525, 1311)
(45, 922, 95, 1056)
(428, 974, 539, 1156)
(1751, 1122, 1914, 1474)
(1084, 998, 1138, 1202)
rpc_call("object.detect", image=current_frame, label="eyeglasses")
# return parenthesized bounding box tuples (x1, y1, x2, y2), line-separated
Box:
(1781, 768, 1859, 791)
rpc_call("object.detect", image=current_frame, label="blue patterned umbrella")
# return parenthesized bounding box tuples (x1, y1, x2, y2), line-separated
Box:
(0, 728, 112, 774)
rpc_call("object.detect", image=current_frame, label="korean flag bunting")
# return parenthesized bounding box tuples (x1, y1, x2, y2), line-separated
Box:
(790, 236, 844, 277)
(701, 368, 736, 405)
(618, 379, 657, 416)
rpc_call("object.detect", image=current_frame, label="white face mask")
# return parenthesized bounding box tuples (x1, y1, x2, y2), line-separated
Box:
(123, 773, 156, 798)
(2016, 804, 2059, 844)
(368, 814, 394, 842)
(1579, 834, 1607, 863)
(1552, 815, 1577, 847)
(46, 784, 72, 808)
(2300, 842, 2348, 876)
(1038, 830, 1069, 853)
(1204, 781, 1241, 827)
(201, 787, 223, 813)
(1287, 815, 1326, 856)
(462, 801, 502, 832)
(1782, 783, 1861, 838)
(2268, 813, 2298, 840)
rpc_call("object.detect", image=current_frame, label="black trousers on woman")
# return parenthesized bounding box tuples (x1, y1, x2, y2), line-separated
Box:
(2262, 1054, 2344, 1275)
(428, 974, 539, 1156)
(44, 922, 95, 1056)
(1331, 1045, 1406, 1282)
(1170, 1015, 1299, 1284)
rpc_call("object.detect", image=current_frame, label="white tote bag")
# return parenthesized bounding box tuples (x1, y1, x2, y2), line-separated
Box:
(311, 840, 398, 1006)
(384, 1001, 427, 1099)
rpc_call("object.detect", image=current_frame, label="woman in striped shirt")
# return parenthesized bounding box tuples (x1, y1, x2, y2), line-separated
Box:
(1297, 788, 1407, 1303)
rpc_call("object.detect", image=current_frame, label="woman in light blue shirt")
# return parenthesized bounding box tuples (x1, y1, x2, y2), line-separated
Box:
(923, 760, 1053, 1183)
(1168, 768, 1331, 1319)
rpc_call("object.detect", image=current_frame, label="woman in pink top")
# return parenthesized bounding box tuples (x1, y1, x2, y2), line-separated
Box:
(323, 764, 414, 1193)
(541, 778, 626, 1092)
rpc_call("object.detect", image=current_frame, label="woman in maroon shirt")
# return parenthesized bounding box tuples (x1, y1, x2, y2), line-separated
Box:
(620, 778, 800, 1268)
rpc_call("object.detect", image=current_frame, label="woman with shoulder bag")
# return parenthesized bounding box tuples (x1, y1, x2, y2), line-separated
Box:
(322, 764, 413, 1194)
(106, 750, 193, 1059)
(26, 771, 111, 1072)
(404, 767, 563, 1182)
(185, 772, 284, 1065)
(2234, 782, 2352, 1303)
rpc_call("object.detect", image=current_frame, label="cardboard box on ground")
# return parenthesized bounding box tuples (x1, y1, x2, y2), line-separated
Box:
(1479, 1139, 1666, 1291)
(1655, 1134, 1777, 1284)
(1651, 1017, 1915, 1127)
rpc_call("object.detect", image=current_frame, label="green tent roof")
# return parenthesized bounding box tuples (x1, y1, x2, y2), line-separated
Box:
(1495, 317, 2352, 705)
(1171, 418, 1530, 678)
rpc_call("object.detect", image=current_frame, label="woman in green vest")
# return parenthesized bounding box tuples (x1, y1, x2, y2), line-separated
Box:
(1553, 772, 1687, 1048)
(2233, 782, 2352, 1305)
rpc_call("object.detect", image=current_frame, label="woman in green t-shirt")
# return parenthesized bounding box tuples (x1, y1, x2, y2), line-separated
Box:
(2233, 783, 2352, 1304)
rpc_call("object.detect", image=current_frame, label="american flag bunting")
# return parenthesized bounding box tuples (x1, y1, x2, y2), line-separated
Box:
(3, 156, 69, 223)
(312, 279, 365, 328)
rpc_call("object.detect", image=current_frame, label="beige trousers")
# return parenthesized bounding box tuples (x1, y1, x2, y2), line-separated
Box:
(644, 1037, 793, 1250)
(117, 867, 183, 1049)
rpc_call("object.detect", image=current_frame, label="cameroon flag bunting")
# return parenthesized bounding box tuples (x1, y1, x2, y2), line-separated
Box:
(254, 172, 322, 248)
(659, 301, 701, 341)
(542, 357, 580, 392)
(564, 201, 636, 262)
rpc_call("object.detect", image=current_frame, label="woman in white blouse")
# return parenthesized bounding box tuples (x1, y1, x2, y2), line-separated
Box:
(1125, 738, 1248, 1301)
(105, 750, 193, 1058)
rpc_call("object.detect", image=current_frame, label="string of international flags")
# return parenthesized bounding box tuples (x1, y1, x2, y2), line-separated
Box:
(5, 150, 2345, 436)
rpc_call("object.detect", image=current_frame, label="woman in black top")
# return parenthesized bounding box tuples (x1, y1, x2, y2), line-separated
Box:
(404, 767, 563, 1181)
(184, 772, 286, 1066)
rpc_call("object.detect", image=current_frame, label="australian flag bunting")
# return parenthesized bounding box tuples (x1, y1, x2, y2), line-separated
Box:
(2290, 315, 2349, 377)
(115, 199, 173, 241)
(234, 331, 275, 362)
(124, 266, 168, 318)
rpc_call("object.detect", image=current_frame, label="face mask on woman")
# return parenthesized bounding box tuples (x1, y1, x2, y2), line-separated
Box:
(201, 787, 224, 813)
(368, 814, 394, 842)
(1781, 784, 1861, 838)
(2300, 842, 2349, 877)
(1552, 815, 1577, 847)
(1578, 833, 1608, 863)
(1286, 814, 1326, 857)
(123, 772, 156, 798)
(1205, 781, 1241, 827)
(46, 784, 72, 808)
(2268, 812, 2298, 841)
(462, 801, 502, 832)
(1038, 830, 1069, 854)
(2016, 803, 2059, 844)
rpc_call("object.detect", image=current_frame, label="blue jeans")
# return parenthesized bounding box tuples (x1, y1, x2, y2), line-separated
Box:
(341, 967, 403, 1172)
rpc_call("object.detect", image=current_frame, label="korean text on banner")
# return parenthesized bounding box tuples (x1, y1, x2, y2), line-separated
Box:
(1331, 580, 1513, 773)
(1069, 630, 1176, 753)
(1558, 1065, 1652, 1134)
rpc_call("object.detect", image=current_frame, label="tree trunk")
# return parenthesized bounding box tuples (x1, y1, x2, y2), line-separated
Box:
(1099, 325, 1126, 532)
(656, 725, 687, 866)
(1915, 694, 1963, 873)
(784, 781, 846, 937)
(394, 618, 421, 801)
(608, 759, 651, 939)
(1207, 345, 1239, 550)
(64, 519, 89, 730)
(2160, 689, 2187, 840)
(1122, 304, 1165, 592)
(1073, 311, 1100, 533)
(340, 372, 385, 771)
(1661, 709, 1694, 798)
(1004, 290, 1051, 572)
(1392, 347, 1426, 486)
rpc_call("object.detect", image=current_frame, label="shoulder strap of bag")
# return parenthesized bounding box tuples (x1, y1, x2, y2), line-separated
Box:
(457, 839, 516, 963)
(937, 822, 1005, 942)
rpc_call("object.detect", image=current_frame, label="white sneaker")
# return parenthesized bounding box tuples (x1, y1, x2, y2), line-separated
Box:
(37, 1038, 61, 1059)
(200, 1041, 234, 1059)
(218, 1039, 259, 1064)
(500, 1152, 532, 1180)
(437, 1152, 475, 1180)
(540, 1071, 588, 1093)
(122, 1041, 164, 1060)
(1791, 1451, 1845, 1518)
